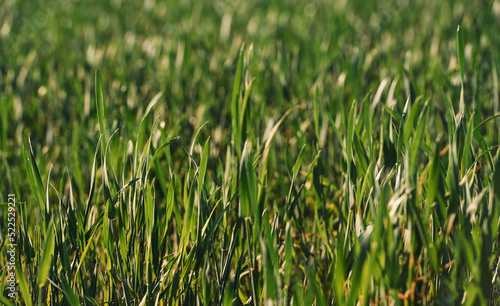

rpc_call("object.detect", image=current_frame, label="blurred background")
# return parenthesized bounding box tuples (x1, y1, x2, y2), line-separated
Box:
(1, 0, 499, 195)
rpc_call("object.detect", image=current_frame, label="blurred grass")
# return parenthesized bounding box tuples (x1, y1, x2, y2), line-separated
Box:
(1, 0, 500, 304)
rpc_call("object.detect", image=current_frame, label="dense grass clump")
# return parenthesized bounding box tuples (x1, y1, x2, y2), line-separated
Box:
(2, 0, 500, 304)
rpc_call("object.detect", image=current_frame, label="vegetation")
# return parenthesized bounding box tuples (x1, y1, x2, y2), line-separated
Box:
(1, 0, 500, 304)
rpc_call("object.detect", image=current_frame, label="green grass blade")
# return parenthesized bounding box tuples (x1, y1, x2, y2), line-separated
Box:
(347, 100, 356, 175)
(403, 96, 422, 145)
(151, 136, 180, 163)
(95, 71, 107, 149)
(199, 137, 210, 188)
(0, 296, 14, 306)
(60, 277, 80, 306)
(258, 105, 302, 195)
(17, 263, 33, 306)
(381, 103, 402, 124)
(22, 137, 46, 222)
(461, 112, 474, 177)
(292, 144, 306, 181)
(474, 113, 500, 132)
(409, 103, 429, 175)
(314, 86, 320, 144)
(284, 220, 292, 286)
(240, 144, 257, 219)
(241, 77, 255, 143)
(139, 92, 163, 129)
(232, 45, 245, 155)
(494, 153, 500, 200)
(37, 220, 55, 286)
(457, 25, 465, 86)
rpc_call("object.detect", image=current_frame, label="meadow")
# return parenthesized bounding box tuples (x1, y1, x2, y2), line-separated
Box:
(1, 0, 500, 304)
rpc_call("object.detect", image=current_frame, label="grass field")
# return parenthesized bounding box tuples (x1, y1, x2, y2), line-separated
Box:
(1, 0, 500, 304)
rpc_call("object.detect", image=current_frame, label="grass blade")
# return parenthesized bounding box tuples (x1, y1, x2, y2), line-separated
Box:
(37, 220, 55, 286)
(95, 71, 108, 149)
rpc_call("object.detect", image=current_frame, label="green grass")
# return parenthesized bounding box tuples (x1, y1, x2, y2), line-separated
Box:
(1, 0, 500, 304)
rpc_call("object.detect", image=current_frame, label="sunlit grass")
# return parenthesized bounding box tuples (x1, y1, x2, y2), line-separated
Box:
(1, 0, 500, 304)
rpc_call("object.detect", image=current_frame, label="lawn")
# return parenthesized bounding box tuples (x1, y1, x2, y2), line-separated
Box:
(1, 0, 500, 304)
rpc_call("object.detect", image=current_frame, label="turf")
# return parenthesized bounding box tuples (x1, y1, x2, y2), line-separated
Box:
(1, 0, 500, 304)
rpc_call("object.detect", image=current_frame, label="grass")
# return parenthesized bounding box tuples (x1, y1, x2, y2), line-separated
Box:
(1, 0, 500, 304)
